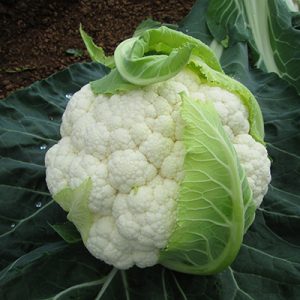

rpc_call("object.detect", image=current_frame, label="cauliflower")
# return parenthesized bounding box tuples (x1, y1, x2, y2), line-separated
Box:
(45, 26, 271, 275)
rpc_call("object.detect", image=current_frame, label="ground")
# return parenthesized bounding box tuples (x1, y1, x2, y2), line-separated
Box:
(0, 0, 195, 99)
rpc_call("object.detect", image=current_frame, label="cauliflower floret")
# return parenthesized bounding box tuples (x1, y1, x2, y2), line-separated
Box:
(139, 133, 174, 168)
(233, 134, 271, 207)
(87, 216, 159, 269)
(45, 137, 76, 194)
(161, 142, 185, 181)
(108, 150, 157, 193)
(45, 68, 271, 269)
(112, 176, 178, 247)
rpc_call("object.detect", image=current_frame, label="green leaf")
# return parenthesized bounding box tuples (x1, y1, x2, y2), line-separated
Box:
(80, 24, 115, 68)
(207, 0, 300, 94)
(187, 56, 265, 143)
(178, 0, 213, 44)
(91, 25, 223, 95)
(50, 222, 81, 244)
(90, 68, 136, 95)
(54, 179, 94, 243)
(159, 94, 253, 275)
(108, 26, 222, 89)
(114, 33, 194, 86)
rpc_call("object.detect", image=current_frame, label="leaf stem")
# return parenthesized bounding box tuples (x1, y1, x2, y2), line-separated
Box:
(171, 272, 188, 300)
(161, 268, 168, 300)
(94, 268, 118, 300)
(0, 200, 54, 238)
(54, 279, 105, 300)
(121, 270, 130, 300)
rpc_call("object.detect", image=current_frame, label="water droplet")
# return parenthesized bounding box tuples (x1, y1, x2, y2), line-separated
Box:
(65, 93, 73, 99)
(40, 144, 47, 150)
(48, 115, 54, 121)
(11, 223, 15, 228)
(185, 28, 189, 32)
(35, 201, 42, 208)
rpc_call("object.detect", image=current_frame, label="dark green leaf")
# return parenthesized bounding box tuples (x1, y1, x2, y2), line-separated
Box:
(207, 0, 300, 94)
(133, 19, 163, 36)
(0, 62, 114, 299)
(178, 0, 212, 44)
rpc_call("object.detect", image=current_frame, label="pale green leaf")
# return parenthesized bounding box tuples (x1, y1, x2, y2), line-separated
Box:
(80, 24, 115, 68)
(159, 94, 253, 275)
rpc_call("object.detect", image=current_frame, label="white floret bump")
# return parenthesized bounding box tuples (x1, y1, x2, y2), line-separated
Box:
(45, 68, 271, 269)
(108, 150, 156, 193)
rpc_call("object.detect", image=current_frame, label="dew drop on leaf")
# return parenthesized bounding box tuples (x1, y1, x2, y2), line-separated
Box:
(40, 144, 47, 150)
(48, 116, 54, 121)
(35, 201, 42, 208)
(10, 223, 15, 228)
(65, 93, 73, 99)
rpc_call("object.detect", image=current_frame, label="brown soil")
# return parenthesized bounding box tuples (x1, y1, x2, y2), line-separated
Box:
(0, 0, 195, 99)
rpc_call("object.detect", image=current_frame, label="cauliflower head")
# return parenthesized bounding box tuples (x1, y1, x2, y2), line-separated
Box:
(45, 26, 271, 275)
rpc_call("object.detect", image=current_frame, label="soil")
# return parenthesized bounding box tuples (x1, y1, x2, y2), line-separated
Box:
(0, 0, 195, 99)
